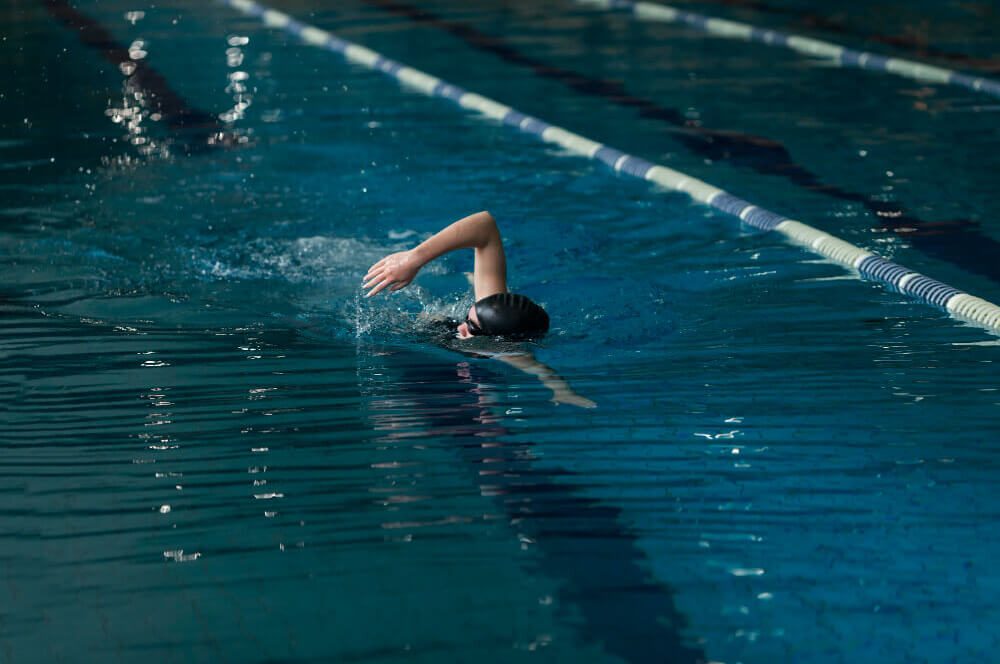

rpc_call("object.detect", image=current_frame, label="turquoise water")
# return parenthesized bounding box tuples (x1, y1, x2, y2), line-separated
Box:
(2, 0, 999, 662)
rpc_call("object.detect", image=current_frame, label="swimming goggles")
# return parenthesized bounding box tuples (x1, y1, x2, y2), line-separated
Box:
(464, 315, 485, 336)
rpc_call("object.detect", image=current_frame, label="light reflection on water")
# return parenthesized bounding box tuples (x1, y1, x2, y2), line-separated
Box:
(104, 29, 171, 161)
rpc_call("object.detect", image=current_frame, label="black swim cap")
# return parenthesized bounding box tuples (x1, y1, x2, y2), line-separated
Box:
(474, 293, 549, 339)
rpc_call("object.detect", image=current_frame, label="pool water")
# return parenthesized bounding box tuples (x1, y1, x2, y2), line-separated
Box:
(2, 0, 999, 661)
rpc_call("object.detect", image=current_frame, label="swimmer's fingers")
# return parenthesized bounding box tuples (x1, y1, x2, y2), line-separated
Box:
(363, 266, 399, 289)
(365, 257, 387, 272)
(365, 278, 394, 298)
(363, 256, 391, 280)
(364, 275, 411, 296)
(362, 270, 385, 289)
(363, 266, 384, 284)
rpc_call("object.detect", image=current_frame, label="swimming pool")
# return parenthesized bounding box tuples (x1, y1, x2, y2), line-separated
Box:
(2, 0, 999, 661)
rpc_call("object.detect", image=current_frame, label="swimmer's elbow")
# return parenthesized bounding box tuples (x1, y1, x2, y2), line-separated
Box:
(475, 210, 500, 245)
(478, 210, 497, 228)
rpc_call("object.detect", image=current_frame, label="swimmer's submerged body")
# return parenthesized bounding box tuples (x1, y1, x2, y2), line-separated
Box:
(363, 211, 595, 408)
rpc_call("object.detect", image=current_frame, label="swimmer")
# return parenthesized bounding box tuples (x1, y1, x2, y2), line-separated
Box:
(363, 210, 548, 339)
(363, 211, 595, 408)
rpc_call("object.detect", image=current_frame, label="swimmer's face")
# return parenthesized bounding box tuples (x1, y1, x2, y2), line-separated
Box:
(456, 304, 480, 339)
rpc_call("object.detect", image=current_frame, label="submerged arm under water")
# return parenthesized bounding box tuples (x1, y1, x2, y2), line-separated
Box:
(489, 351, 597, 409)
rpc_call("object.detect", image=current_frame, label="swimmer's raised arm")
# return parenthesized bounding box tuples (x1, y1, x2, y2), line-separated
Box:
(363, 211, 507, 299)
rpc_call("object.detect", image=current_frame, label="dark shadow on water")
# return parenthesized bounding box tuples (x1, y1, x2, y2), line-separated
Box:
(361, 346, 705, 664)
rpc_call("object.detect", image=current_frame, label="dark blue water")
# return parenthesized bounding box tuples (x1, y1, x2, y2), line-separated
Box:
(2, 0, 999, 662)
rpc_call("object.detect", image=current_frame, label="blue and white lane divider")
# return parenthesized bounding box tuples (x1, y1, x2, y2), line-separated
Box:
(219, 0, 1000, 335)
(577, 0, 1000, 99)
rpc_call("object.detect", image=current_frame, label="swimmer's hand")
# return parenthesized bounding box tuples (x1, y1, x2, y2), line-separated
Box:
(363, 250, 423, 297)
(552, 390, 597, 409)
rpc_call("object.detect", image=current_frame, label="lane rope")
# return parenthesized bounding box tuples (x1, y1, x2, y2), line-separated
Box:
(576, 0, 1000, 99)
(218, 0, 1000, 335)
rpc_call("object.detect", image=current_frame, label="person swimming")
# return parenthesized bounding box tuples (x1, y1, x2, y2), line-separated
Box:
(363, 211, 549, 340)
(362, 211, 594, 408)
